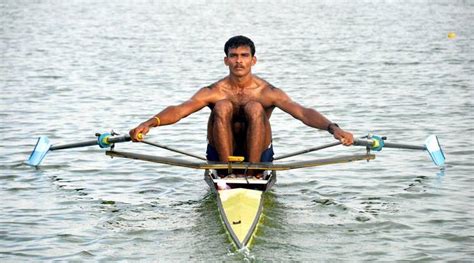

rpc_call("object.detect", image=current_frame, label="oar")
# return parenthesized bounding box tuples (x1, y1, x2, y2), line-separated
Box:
(27, 132, 207, 166)
(26, 133, 132, 166)
(353, 135, 445, 167)
(274, 134, 445, 167)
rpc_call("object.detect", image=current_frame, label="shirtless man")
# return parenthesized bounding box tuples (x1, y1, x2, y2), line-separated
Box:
(129, 35, 354, 173)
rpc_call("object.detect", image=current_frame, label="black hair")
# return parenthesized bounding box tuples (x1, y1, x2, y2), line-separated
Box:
(224, 35, 256, 57)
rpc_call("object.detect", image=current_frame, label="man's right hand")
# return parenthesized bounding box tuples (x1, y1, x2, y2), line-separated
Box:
(129, 123, 151, 142)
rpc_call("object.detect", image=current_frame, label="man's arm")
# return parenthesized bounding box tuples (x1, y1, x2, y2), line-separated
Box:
(269, 87, 354, 145)
(129, 87, 213, 141)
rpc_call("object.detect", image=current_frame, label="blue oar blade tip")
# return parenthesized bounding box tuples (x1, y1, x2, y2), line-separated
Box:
(425, 135, 445, 167)
(26, 136, 51, 166)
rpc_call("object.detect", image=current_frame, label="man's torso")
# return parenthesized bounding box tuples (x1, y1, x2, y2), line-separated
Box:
(206, 75, 276, 118)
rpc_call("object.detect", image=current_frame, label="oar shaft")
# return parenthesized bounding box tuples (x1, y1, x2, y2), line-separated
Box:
(274, 141, 341, 160)
(141, 140, 206, 160)
(47, 133, 206, 161)
(383, 142, 426, 150)
(50, 140, 98, 151)
(353, 139, 426, 151)
(50, 135, 131, 151)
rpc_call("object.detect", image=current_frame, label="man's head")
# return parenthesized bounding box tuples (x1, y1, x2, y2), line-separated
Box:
(224, 35, 255, 57)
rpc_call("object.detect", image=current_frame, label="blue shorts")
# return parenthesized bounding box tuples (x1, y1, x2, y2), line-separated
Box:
(206, 144, 274, 162)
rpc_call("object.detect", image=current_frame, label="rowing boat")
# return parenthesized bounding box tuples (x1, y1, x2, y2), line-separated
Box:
(204, 169, 276, 249)
(25, 132, 445, 250)
(102, 149, 374, 248)
(103, 150, 374, 248)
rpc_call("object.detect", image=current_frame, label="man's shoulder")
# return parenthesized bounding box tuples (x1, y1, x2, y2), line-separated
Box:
(200, 78, 227, 93)
(253, 76, 277, 90)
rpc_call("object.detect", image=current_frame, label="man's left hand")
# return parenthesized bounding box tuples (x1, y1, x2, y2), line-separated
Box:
(333, 128, 354, 146)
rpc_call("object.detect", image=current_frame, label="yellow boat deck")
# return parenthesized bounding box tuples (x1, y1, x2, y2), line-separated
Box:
(205, 170, 276, 249)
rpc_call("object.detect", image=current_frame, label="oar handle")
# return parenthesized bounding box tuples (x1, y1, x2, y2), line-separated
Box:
(107, 134, 132, 144)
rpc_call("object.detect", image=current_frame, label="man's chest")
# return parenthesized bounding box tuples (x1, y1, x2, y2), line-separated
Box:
(223, 89, 272, 107)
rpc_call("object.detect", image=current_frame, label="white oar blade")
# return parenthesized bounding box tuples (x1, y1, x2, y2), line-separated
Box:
(425, 135, 445, 167)
(26, 136, 51, 166)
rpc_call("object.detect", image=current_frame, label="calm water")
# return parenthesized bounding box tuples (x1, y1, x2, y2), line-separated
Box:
(1, 0, 473, 261)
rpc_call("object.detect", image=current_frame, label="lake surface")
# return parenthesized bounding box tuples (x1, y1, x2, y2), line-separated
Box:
(1, 0, 473, 261)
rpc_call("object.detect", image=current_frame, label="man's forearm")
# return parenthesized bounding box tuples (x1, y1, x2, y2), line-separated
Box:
(301, 108, 333, 131)
(142, 105, 183, 128)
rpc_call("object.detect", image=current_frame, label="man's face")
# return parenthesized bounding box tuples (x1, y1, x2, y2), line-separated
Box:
(224, 46, 257, 77)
